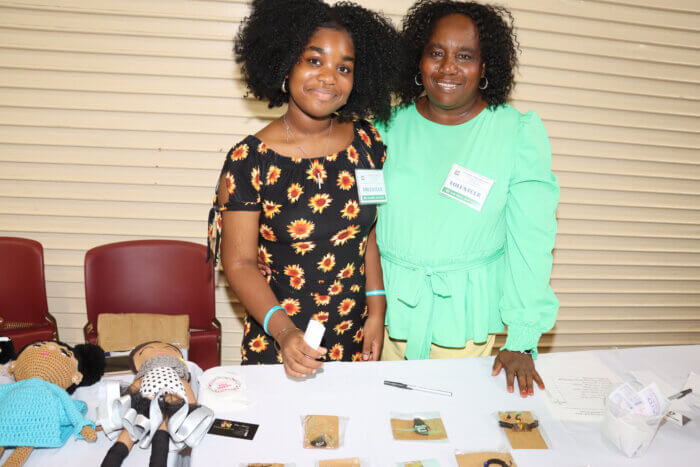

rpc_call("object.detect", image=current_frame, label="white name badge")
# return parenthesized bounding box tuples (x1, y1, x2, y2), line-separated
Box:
(355, 169, 387, 205)
(440, 164, 494, 212)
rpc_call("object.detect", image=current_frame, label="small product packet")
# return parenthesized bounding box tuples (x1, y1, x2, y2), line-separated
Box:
(602, 382, 670, 457)
(390, 412, 448, 441)
(317, 458, 362, 467)
(303, 415, 346, 449)
(497, 411, 549, 449)
(396, 459, 440, 466)
(245, 464, 288, 467)
(455, 450, 516, 467)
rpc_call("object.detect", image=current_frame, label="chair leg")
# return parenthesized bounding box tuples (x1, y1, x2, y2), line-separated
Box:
(3, 446, 33, 467)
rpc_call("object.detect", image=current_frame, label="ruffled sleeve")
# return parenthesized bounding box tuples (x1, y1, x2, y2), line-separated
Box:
(499, 111, 560, 357)
(206, 139, 262, 264)
(359, 120, 387, 169)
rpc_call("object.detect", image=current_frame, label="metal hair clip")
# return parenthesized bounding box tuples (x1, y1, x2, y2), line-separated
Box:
(310, 434, 329, 447)
(412, 417, 430, 435)
(498, 419, 539, 431)
(499, 412, 539, 431)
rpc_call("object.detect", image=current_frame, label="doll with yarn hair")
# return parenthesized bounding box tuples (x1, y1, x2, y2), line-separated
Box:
(101, 341, 204, 467)
(0, 340, 105, 467)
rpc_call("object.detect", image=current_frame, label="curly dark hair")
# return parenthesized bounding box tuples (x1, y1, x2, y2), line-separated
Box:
(398, 0, 519, 108)
(234, 0, 402, 123)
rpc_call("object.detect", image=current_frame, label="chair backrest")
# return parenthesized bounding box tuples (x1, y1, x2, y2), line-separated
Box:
(84, 240, 215, 330)
(0, 237, 49, 323)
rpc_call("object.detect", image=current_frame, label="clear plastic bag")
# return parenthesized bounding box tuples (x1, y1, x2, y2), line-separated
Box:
(389, 412, 448, 442)
(601, 382, 670, 457)
(302, 414, 348, 449)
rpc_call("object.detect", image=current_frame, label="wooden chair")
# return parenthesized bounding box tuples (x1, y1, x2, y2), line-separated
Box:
(83, 240, 221, 370)
(0, 237, 58, 351)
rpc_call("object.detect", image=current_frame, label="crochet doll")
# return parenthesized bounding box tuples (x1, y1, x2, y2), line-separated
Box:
(0, 340, 106, 467)
(101, 341, 200, 467)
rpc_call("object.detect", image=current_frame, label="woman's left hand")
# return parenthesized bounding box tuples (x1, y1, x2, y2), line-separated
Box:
(361, 314, 384, 361)
(491, 349, 545, 397)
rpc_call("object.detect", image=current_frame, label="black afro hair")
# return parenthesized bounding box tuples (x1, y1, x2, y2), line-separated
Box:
(398, 0, 519, 109)
(234, 0, 403, 123)
(0, 338, 15, 365)
(73, 343, 106, 387)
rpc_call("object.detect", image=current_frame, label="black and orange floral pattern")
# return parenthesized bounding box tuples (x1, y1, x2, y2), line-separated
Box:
(208, 120, 386, 364)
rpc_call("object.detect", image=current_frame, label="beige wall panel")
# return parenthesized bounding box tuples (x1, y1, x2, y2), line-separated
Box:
(0, 7, 238, 38)
(2, 0, 247, 20)
(550, 139, 698, 165)
(520, 66, 699, 100)
(1, 0, 698, 363)
(553, 264, 700, 280)
(560, 187, 700, 210)
(558, 307, 700, 320)
(0, 144, 223, 170)
(0, 88, 274, 118)
(552, 320, 700, 333)
(513, 83, 700, 116)
(593, 0, 698, 13)
(554, 235, 700, 253)
(0, 180, 213, 204)
(553, 250, 700, 267)
(0, 68, 245, 98)
(0, 49, 236, 78)
(512, 10, 699, 48)
(554, 156, 699, 181)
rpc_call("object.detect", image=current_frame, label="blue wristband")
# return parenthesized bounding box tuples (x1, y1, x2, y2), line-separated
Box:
(263, 305, 284, 335)
(365, 289, 386, 297)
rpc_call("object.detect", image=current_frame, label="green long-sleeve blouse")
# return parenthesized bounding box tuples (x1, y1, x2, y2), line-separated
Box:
(375, 103, 559, 360)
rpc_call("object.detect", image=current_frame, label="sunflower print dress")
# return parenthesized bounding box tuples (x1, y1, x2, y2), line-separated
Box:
(208, 120, 386, 364)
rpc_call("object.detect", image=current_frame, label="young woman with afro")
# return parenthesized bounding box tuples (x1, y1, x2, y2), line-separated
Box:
(375, 0, 560, 397)
(207, 0, 402, 378)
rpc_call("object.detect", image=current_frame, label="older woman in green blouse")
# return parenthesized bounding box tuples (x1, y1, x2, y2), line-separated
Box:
(375, 1, 559, 397)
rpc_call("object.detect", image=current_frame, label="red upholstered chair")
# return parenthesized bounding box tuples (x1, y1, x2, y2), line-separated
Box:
(0, 237, 59, 351)
(83, 240, 221, 370)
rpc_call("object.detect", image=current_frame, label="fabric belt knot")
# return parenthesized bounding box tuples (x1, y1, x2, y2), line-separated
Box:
(381, 246, 504, 360)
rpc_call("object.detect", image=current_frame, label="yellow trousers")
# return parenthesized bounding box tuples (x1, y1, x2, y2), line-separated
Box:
(381, 328, 496, 360)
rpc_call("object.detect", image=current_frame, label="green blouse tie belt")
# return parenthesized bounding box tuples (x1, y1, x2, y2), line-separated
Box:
(381, 247, 504, 360)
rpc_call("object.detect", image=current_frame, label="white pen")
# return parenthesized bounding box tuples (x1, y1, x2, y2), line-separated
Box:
(384, 380, 452, 397)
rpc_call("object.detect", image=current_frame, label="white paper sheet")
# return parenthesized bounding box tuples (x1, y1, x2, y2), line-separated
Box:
(537, 352, 622, 421)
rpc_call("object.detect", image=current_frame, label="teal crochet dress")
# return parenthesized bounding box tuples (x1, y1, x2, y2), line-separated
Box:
(0, 378, 95, 448)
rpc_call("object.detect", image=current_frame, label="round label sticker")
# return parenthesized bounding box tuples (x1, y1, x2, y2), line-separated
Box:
(208, 376, 242, 393)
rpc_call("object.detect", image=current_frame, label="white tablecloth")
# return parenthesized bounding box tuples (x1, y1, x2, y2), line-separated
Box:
(4, 346, 698, 466)
(191, 345, 700, 467)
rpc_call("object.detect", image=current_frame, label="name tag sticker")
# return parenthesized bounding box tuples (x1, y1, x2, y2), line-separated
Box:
(355, 169, 387, 205)
(440, 164, 494, 212)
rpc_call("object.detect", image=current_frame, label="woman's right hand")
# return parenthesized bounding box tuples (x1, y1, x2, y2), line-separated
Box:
(276, 327, 326, 378)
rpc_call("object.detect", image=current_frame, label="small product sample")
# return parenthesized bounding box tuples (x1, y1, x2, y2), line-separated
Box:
(318, 458, 362, 466)
(304, 415, 340, 449)
(390, 412, 447, 441)
(455, 451, 516, 467)
(498, 412, 548, 449)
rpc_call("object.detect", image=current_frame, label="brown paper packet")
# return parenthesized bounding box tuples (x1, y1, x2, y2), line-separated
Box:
(247, 464, 285, 467)
(318, 458, 361, 467)
(304, 415, 339, 449)
(390, 417, 447, 441)
(498, 411, 548, 449)
(456, 451, 517, 467)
